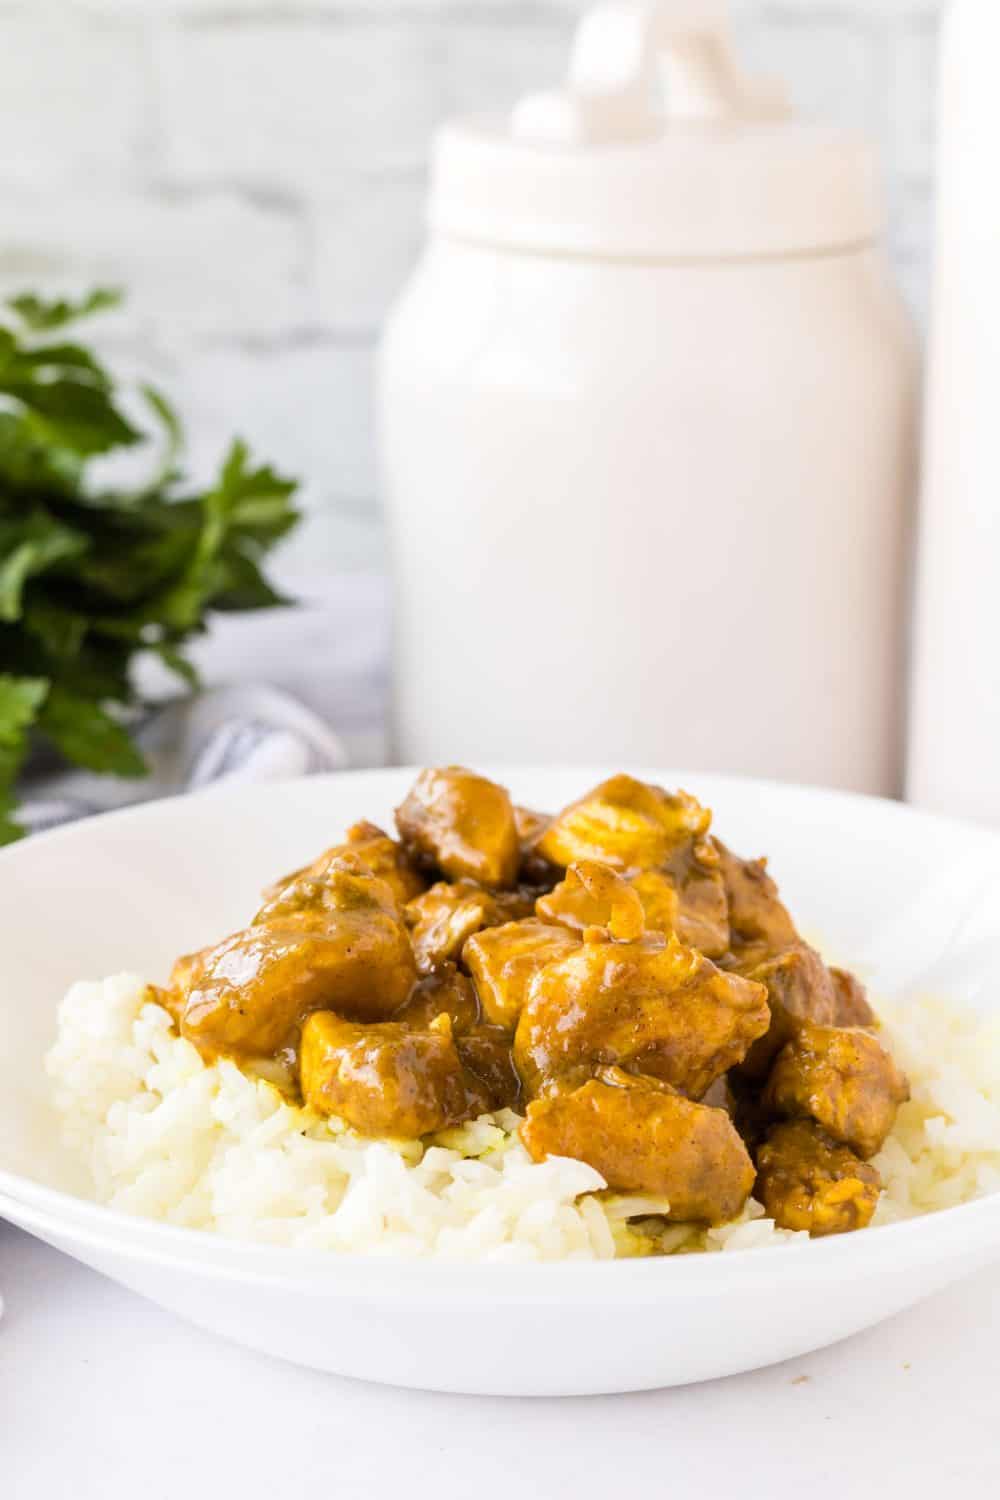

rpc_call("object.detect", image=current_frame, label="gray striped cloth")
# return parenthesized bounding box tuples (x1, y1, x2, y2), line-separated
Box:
(18, 684, 348, 836)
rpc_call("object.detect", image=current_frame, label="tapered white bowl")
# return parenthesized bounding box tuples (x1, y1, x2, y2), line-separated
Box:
(2, 769, 999, 1395)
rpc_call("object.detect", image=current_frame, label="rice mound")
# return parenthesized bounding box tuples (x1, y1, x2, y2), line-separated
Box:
(45, 975, 1000, 1261)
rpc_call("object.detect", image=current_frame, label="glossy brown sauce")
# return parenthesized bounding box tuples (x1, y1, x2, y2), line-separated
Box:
(166, 768, 905, 1235)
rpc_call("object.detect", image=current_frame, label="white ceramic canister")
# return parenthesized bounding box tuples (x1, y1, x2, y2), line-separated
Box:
(378, 1, 918, 791)
(907, 0, 1000, 822)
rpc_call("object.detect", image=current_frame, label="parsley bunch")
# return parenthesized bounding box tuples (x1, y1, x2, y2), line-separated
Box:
(0, 289, 300, 843)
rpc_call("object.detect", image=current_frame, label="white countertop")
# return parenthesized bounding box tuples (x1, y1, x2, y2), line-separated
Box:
(2, 1220, 999, 1496)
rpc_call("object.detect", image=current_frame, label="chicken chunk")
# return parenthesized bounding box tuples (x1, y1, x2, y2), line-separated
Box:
(178, 918, 416, 1061)
(253, 849, 403, 926)
(163, 952, 205, 1022)
(627, 868, 683, 935)
(463, 918, 581, 1031)
(514, 805, 550, 847)
(699, 1073, 737, 1114)
(734, 942, 839, 1078)
(536, 847, 727, 958)
(717, 841, 798, 953)
(514, 930, 770, 1100)
(663, 838, 730, 958)
(395, 767, 520, 889)
(403, 879, 535, 973)
(455, 1026, 522, 1111)
(392, 964, 481, 1034)
(830, 967, 877, 1029)
(535, 775, 711, 873)
(716, 840, 843, 1075)
(301, 1011, 489, 1137)
(176, 859, 417, 1061)
(520, 1069, 755, 1224)
(764, 1022, 910, 1158)
(264, 820, 426, 909)
(755, 1120, 881, 1236)
(535, 861, 646, 943)
(390, 967, 523, 1110)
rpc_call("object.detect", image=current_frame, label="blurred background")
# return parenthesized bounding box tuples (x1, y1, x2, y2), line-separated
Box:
(0, 0, 941, 589)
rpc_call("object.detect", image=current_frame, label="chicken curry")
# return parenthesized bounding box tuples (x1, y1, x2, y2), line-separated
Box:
(163, 769, 909, 1239)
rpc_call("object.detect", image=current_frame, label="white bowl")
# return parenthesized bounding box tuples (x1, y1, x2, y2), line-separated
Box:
(3, 767, 1000, 1396)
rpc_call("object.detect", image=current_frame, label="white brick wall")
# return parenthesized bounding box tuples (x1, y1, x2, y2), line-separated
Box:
(0, 0, 942, 579)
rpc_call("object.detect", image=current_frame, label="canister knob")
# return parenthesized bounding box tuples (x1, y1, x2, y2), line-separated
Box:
(512, 0, 789, 145)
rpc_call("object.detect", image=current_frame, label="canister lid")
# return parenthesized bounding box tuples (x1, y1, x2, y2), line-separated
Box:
(428, 1, 883, 260)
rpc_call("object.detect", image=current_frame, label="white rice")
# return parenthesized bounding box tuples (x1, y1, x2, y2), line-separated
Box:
(45, 975, 1000, 1261)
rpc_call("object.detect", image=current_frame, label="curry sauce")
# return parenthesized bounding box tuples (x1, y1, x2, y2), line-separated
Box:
(165, 768, 908, 1236)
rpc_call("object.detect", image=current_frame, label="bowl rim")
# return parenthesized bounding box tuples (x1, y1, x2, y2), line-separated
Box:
(5, 760, 1000, 871)
(3, 1173, 999, 1295)
(4, 765, 1000, 1291)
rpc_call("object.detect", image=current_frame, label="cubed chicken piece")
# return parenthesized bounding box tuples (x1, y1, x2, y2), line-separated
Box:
(699, 1073, 737, 1113)
(463, 918, 581, 1031)
(179, 918, 416, 1060)
(395, 767, 520, 889)
(165, 951, 206, 1019)
(392, 964, 481, 1033)
(734, 942, 839, 1079)
(627, 868, 681, 934)
(455, 1026, 522, 1111)
(716, 841, 798, 953)
(535, 861, 646, 943)
(830, 967, 877, 1029)
(263, 821, 426, 909)
(535, 775, 711, 873)
(149, 980, 185, 1026)
(537, 855, 727, 959)
(755, 1120, 881, 1237)
(666, 839, 730, 958)
(403, 879, 535, 974)
(300, 1011, 489, 1137)
(405, 881, 492, 973)
(764, 1022, 910, 1158)
(515, 806, 550, 846)
(176, 860, 417, 1061)
(521, 1069, 755, 1225)
(514, 931, 770, 1100)
(254, 851, 402, 926)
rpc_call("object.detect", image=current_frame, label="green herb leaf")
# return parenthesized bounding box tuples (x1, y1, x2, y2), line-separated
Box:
(37, 685, 147, 779)
(0, 288, 300, 831)
(153, 643, 201, 691)
(0, 511, 90, 622)
(0, 673, 49, 728)
(22, 600, 89, 660)
(1, 341, 113, 388)
(0, 674, 49, 844)
(0, 410, 84, 492)
(211, 547, 294, 612)
(7, 288, 122, 332)
(8, 376, 142, 455)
